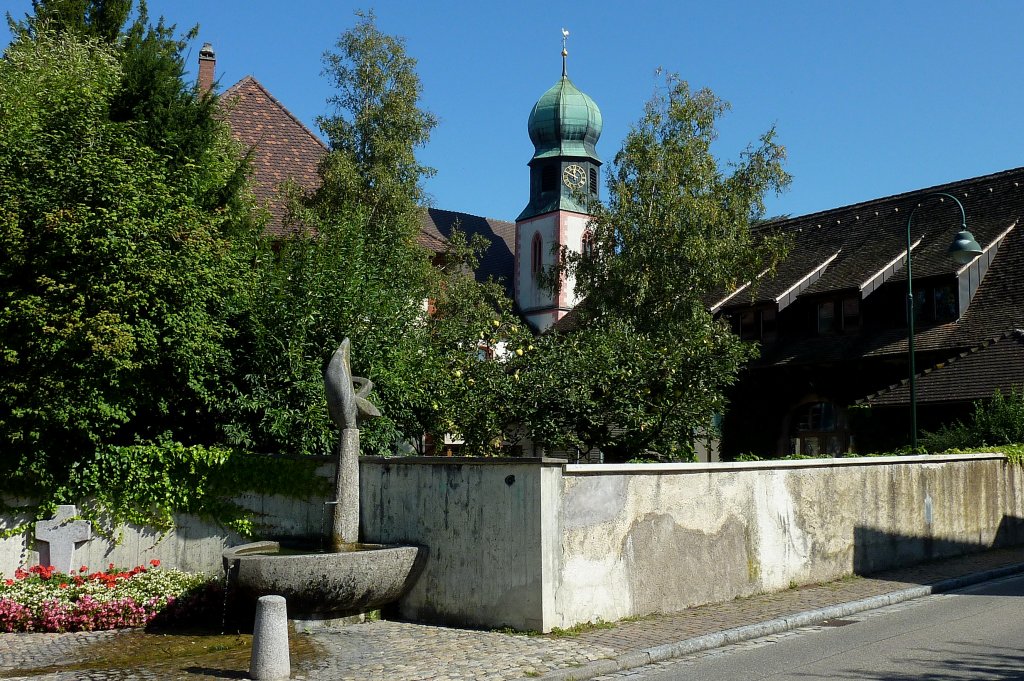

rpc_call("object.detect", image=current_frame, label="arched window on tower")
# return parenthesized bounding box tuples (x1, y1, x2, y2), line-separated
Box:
(531, 233, 543, 278)
(581, 230, 595, 258)
(589, 167, 598, 195)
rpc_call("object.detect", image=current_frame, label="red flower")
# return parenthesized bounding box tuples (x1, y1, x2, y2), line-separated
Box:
(149, 559, 160, 567)
(79, 566, 87, 573)
(4, 580, 12, 586)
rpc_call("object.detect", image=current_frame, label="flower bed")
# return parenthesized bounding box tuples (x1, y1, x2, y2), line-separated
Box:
(0, 561, 214, 632)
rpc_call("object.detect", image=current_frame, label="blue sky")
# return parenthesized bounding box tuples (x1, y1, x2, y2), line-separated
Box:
(4, 1, 1024, 223)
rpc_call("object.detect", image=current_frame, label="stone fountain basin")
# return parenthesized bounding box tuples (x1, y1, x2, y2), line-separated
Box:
(222, 541, 423, 616)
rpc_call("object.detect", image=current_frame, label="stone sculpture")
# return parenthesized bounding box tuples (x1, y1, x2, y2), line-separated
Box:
(222, 339, 422, 622)
(323, 338, 380, 550)
(35, 505, 91, 574)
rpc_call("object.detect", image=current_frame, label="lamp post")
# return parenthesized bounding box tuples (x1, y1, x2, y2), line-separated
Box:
(905, 192, 983, 450)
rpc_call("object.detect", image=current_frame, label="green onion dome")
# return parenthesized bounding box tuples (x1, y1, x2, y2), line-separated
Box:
(527, 75, 602, 162)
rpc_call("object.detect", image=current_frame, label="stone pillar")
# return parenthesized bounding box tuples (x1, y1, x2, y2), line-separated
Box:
(331, 428, 360, 549)
(250, 595, 289, 681)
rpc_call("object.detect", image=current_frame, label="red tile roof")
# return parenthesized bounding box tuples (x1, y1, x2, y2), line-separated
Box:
(221, 76, 328, 236)
(219, 76, 514, 270)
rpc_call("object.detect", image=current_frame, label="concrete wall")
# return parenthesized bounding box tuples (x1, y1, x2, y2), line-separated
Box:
(359, 458, 563, 632)
(549, 455, 1024, 629)
(3, 453, 1021, 633)
(0, 490, 330, 578)
(359, 453, 1024, 632)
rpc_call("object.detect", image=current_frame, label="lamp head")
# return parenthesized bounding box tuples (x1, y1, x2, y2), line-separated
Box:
(948, 227, 983, 265)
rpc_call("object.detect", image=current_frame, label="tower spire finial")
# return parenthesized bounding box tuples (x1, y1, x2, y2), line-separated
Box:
(561, 28, 569, 77)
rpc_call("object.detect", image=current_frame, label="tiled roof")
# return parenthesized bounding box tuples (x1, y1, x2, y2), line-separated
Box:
(861, 330, 1024, 406)
(221, 76, 328, 236)
(739, 167, 1024, 308)
(420, 208, 516, 299)
(744, 167, 1024, 365)
(220, 76, 519, 291)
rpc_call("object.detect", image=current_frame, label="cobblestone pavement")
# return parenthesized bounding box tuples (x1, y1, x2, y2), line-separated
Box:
(0, 547, 1021, 681)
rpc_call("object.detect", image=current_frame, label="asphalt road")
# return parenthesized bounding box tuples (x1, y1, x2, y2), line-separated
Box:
(604, 572, 1024, 680)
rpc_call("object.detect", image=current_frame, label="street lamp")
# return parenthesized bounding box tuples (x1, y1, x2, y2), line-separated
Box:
(905, 192, 983, 450)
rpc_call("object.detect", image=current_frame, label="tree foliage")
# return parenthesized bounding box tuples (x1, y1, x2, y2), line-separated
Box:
(528, 76, 791, 461)
(7, 0, 246, 212)
(0, 31, 249, 489)
(8, 0, 132, 43)
(315, 9, 437, 229)
(225, 12, 451, 457)
(921, 389, 1024, 452)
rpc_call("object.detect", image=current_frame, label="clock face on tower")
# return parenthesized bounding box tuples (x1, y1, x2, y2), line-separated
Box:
(562, 164, 587, 190)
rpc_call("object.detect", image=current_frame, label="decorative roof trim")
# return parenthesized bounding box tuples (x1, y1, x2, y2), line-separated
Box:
(709, 268, 770, 314)
(956, 222, 1016, 275)
(859, 238, 921, 298)
(775, 251, 840, 311)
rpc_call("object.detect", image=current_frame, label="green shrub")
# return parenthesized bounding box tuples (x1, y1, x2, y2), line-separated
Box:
(921, 389, 1024, 452)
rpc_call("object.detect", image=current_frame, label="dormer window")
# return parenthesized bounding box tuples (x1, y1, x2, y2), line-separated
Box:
(817, 296, 861, 335)
(913, 284, 957, 324)
(531, 233, 543, 276)
(729, 307, 778, 343)
(817, 301, 835, 334)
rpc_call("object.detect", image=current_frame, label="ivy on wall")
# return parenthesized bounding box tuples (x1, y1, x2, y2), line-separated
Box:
(2, 443, 332, 539)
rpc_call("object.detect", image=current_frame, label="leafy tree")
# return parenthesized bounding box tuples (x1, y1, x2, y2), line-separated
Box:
(315, 9, 437, 228)
(527, 75, 791, 461)
(415, 229, 534, 455)
(0, 32, 248, 489)
(7, 0, 132, 42)
(7, 0, 247, 213)
(226, 13, 530, 458)
(226, 13, 443, 456)
(921, 388, 1024, 452)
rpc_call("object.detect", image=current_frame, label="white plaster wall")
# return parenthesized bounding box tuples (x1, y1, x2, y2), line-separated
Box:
(516, 213, 557, 312)
(550, 454, 1021, 629)
(515, 211, 590, 333)
(560, 211, 589, 308)
(2, 454, 1020, 634)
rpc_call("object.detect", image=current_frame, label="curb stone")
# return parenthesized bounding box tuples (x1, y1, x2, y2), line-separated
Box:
(532, 562, 1024, 681)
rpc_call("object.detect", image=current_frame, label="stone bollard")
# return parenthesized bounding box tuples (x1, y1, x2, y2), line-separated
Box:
(250, 595, 290, 680)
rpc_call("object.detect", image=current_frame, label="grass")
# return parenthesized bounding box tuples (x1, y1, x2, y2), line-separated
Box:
(549, 619, 616, 637)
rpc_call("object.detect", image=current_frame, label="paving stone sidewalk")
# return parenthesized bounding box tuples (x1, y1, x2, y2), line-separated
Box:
(1, 547, 1022, 681)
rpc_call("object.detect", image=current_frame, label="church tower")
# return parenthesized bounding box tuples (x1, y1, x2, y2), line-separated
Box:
(515, 35, 602, 333)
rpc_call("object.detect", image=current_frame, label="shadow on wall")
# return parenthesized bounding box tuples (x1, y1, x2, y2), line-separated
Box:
(853, 515, 1024, 576)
